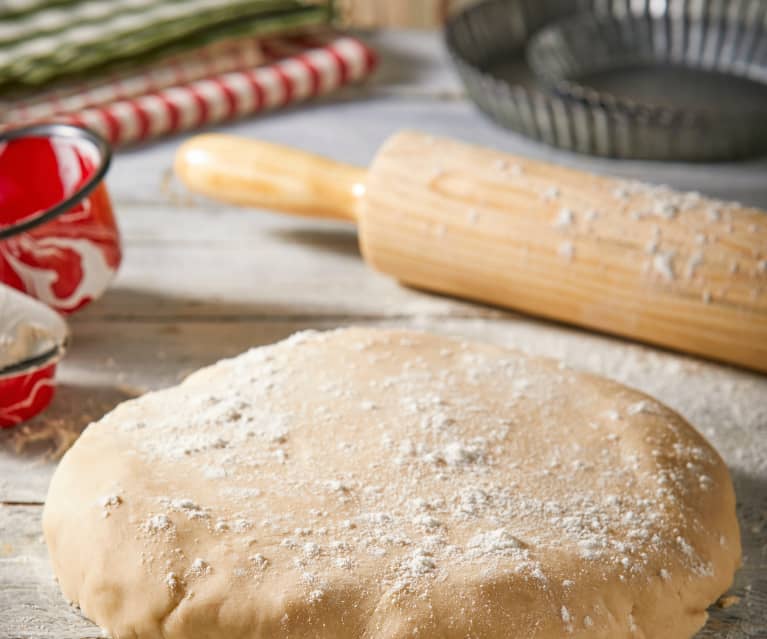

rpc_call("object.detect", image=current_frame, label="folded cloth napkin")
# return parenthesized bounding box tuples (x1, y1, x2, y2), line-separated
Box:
(0, 0, 334, 88)
(3, 32, 377, 146)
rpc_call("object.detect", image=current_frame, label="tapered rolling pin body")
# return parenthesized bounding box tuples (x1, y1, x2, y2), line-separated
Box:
(175, 131, 767, 372)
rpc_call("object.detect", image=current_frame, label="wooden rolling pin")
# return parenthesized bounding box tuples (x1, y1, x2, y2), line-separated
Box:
(175, 131, 767, 372)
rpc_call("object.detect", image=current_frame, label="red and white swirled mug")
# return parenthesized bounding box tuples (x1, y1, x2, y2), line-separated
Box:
(0, 124, 121, 314)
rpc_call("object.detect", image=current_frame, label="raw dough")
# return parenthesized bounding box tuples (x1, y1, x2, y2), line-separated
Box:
(44, 328, 740, 638)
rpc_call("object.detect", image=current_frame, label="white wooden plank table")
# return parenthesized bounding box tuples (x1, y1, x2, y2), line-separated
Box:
(1, 30, 766, 638)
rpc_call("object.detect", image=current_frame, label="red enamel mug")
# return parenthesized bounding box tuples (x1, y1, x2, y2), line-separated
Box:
(0, 124, 121, 314)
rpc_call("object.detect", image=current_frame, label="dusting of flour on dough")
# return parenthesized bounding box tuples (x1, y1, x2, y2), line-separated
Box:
(78, 329, 739, 637)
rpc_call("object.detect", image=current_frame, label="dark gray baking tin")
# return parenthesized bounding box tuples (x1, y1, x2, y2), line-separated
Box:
(445, 0, 767, 161)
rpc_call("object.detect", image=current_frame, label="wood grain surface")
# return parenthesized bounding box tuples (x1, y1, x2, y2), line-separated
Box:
(1, 30, 766, 639)
(363, 131, 767, 371)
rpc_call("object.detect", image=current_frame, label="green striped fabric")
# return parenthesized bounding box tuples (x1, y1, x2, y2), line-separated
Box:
(0, 0, 333, 90)
(0, 0, 79, 19)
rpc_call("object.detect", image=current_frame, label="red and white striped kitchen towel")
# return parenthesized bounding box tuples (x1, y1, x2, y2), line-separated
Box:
(2, 33, 376, 146)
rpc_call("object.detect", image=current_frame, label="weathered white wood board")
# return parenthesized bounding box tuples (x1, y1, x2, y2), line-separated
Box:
(1, 28, 765, 639)
(72, 204, 495, 321)
(0, 506, 103, 639)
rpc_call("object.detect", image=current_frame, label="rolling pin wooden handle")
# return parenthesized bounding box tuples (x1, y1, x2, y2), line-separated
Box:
(174, 134, 366, 223)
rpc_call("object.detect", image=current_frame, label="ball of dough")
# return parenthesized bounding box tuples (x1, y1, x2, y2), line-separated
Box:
(44, 328, 740, 638)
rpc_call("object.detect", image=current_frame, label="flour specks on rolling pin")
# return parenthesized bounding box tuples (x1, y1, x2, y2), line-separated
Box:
(175, 131, 767, 372)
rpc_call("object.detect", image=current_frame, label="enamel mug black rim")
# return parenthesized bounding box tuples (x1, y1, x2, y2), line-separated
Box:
(0, 123, 112, 240)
